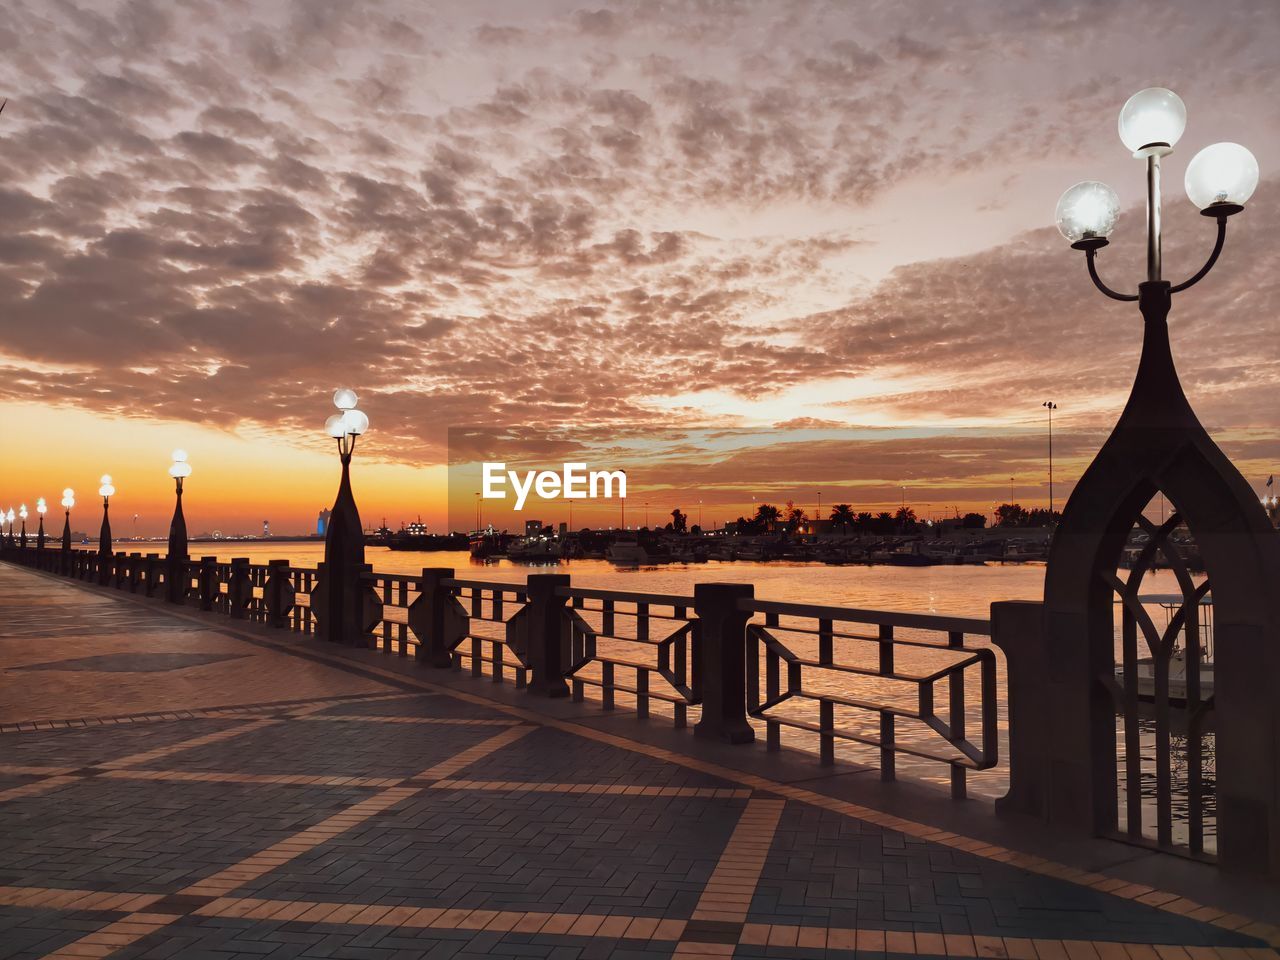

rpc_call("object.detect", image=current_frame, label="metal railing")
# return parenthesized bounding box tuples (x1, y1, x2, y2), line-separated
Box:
(0, 545, 1001, 799)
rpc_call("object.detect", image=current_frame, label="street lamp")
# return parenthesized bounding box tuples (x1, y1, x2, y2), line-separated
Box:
(319, 388, 369, 644)
(98, 474, 115, 584)
(4, 507, 13, 546)
(1043, 401, 1058, 517)
(60, 489, 74, 554)
(18, 503, 27, 548)
(167, 450, 192, 603)
(36, 497, 46, 549)
(1057, 87, 1257, 297)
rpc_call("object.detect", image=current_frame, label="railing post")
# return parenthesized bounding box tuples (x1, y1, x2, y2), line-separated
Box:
(265, 560, 296, 629)
(128, 553, 143, 593)
(409, 568, 466, 667)
(228, 558, 251, 619)
(358, 565, 382, 647)
(693, 582, 755, 744)
(144, 554, 164, 597)
(197, 556, 218, 611)
(526, 574, 571, 698)
(991, 600, 1046, 820)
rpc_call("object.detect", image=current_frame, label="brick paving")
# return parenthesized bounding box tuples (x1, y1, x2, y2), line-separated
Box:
(2, 562, 1279, 959)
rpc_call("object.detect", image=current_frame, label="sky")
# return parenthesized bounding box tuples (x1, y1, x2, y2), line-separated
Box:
(2, 0, 1279, 536)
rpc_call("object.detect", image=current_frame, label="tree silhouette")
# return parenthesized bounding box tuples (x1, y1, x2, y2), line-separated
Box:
(670, 507, 688, 533)
(754, 503, 781, 532)
(829, 503, 855, 533)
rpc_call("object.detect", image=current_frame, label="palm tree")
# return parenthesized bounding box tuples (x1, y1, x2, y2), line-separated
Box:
(829, 504, 855, 534)
(754, 503, 781, 532)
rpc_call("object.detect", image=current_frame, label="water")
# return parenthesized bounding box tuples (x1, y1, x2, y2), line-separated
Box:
(190, 542, 1057, 615)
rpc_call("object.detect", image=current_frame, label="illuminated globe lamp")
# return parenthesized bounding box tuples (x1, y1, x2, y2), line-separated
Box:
(318, 387, 370, 645)
(60, 488, 75, 555)
(97, 474, 116, 585)
(166, 450, 193, 603)
(4, 507, 13, 547)
(18, 503, 28, 549)
(1037, 88, 1277, 872)
(36, 497, 47, 550)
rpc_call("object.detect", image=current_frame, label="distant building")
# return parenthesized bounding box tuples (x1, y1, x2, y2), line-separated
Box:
(317, 508, 331, 536)
(558, 522, 568, 538)
(262, 520, 270, 538)
(524, 519, 543, 537)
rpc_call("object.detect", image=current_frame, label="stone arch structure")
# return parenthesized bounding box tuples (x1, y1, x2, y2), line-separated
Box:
(1002, 281, 1280, 875)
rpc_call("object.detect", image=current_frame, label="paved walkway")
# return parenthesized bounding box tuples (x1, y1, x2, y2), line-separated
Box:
(1, 562, 1278, 960)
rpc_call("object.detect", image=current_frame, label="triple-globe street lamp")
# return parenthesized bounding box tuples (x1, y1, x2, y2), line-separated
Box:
(18, 504, 27, 548)
(98, 474, 115, 584)
(36, 497, 47, 549)
(320, 388, 370, 643)
(1056, 87, 1258, 298)
(167, 450, 193, 603)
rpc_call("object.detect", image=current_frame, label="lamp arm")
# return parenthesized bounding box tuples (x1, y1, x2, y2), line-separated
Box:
(1085, 248, 1139, 302)
(1170, 215, 1228, 294)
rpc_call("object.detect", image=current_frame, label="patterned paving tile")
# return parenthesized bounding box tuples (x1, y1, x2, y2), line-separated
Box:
(459, 727, 739, 789)
(235, 789, 746, 918)
(0, 906, 114, 960)
(314, 692, 512, 721)
(748, 800, 1260, 947)
(0, 719, 247, 765)
(159, 718, 507, 778)
(0, 778, 373, 894)
(12, 652, 249, 673)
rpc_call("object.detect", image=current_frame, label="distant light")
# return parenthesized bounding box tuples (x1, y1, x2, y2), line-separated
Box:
(1055, 181, 1120, 243)
(1118, 87, 1186, 157)
(37, 498, 47, 514)
(333, 388, 358, 410)
(19, 504, 27, 519)
(1184, 142, 1259, 210)
(99, 475, 115, 498)
(61, 489, 75, 509)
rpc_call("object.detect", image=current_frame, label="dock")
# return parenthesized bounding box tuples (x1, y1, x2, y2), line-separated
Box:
(2, 560, 1278, 959)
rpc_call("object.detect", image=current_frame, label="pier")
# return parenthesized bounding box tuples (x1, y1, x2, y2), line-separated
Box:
(3, 555, 1280, 958)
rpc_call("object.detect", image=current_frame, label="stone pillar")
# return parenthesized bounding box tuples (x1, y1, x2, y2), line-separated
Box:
(526, 574, 571, 698)
(409, 568, 466, 667)
(693, 582, 755, 744)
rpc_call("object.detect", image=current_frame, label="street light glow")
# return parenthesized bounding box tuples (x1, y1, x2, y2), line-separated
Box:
(99, 475, 115, 498)
(169, 449, 193, 479)
(1055, 181, 1120, 243)
(1185, 142, 1259, 211)
(1117, 87, 1186, 157)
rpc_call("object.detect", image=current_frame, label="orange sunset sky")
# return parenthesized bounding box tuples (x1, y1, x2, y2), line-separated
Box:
(2, 0, 1279, 536)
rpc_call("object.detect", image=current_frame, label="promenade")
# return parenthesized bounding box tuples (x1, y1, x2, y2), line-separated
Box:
(2, 561, 1278, 960)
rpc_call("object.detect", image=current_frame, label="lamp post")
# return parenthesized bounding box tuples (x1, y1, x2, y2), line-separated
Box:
(319, 388, 369, 645)
(98, 475, 115, 585)
(36, 498, 46, 550)
(1043, 401, 1058, 517)
(5, 508, 13, 547)
(1030, 89, 1272, 870)
(18, 504, 27, 549)
(167, 450, 192, 604)
(60, 489, 74, 565)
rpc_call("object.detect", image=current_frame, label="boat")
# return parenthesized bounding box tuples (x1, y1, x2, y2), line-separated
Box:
(1113, 593, 1215, 704)
(606, 539, 672, 565)
(506, 536, 562, 562)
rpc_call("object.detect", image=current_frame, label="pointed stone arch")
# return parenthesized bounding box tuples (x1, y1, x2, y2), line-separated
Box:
(1002, 281, 1280, 876)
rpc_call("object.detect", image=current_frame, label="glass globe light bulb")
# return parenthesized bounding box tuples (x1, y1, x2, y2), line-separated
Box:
(19, 504, 27, 519)
(99, 483, 115, 497)
(169, 462, 192, 479)
(6, 509, 13, 521)
(172, 448, 188, 463)
(62, 495, 75, 509)
(1118, 87, 1186, 157)
(63, 487, 74, 499)
(100, 474, 112, 485)
(325, 413, 348, 438)
(1055, 181, 1120, 243)
(333, 388, 358, 410)
(37, 498, 47, 514)
(1184, 142, 1259, 211)
(343, 408, 370, 436)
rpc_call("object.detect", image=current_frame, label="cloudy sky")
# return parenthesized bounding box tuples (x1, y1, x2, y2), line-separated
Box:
(2, 0, 1279, 534)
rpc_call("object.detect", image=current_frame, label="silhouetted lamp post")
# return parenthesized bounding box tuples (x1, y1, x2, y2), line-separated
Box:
(320, 388, 369, 644)
(4, 508, 13, 547)
(98, 475, 115, 585)
(1043, 401, 1057, 516)
(1023, 88, 1274, 872)
(60, 489, 74, 553)
(36, 498, 46, 550)
(167, 450, 192, 603)
(18, 504, 27, 548)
